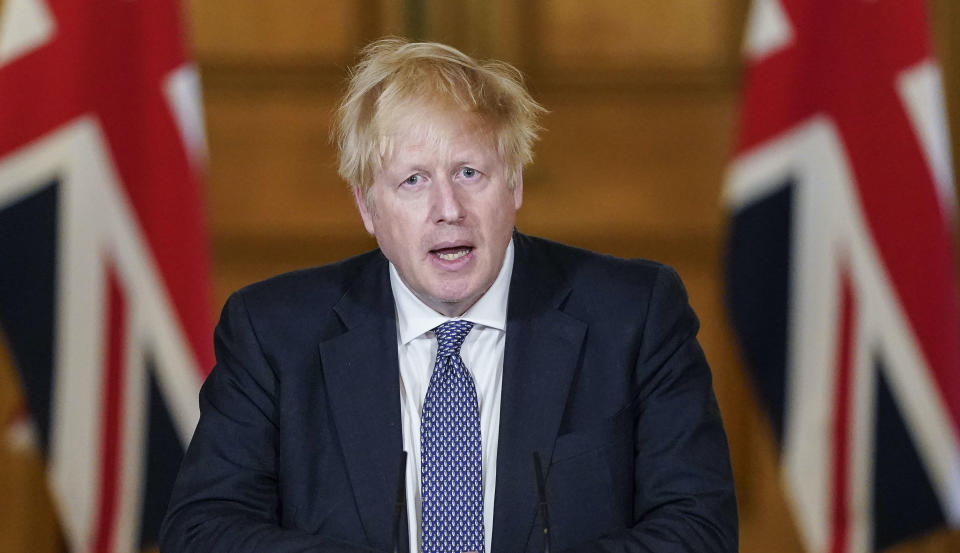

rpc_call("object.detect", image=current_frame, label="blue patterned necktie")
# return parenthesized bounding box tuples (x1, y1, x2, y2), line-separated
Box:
(420, 320, 484, 553)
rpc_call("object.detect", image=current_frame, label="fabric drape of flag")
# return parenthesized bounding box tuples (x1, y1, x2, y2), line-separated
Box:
(725, 1, 960, 553)
(0, 0, 213, 551)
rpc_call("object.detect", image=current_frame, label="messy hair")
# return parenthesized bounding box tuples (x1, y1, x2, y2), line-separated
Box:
(333, 37, 546, 196)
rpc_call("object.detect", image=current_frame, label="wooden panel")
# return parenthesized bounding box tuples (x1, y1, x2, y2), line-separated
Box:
(518, 90, 737, 240)
(483, 0, 526, 63)
(930, 0, 960, 219)
(537, 0, 733, 71)
(373, 0, 525, 63)
(887, 529, 960, 553)
(187, 0, 360, 62)
(211, 233, 376, 311)
(737, 404, 807, 552)
(418, 0, 483, 53)
(0, 335, 64, 553)
(202, 88, 376, 308)
(375, 0, 407, 38)
(203, 90, 360, 237)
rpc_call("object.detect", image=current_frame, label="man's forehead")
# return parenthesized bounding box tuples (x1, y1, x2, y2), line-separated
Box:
(378, 108, 498, 165)
(386, 104, 489, 138)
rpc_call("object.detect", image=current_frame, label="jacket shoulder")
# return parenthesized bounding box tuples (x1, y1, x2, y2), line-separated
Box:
(517, 234, 673, 294)
(226, 249, 385, 323)
(514, 234, 691, 332)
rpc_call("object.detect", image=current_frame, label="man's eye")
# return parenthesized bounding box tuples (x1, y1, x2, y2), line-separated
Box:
(403, 174, 420, 186)
(460, 167, 478, 179)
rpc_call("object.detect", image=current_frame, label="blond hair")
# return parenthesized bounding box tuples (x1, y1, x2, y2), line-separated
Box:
(333, 37, 546, 196)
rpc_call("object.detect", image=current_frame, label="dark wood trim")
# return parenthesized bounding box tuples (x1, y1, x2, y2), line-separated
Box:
(198, 60, 348, 95)
(514, 0, 541, 73)
(357, 0, 384, 44)
(198, 59, 738, 98)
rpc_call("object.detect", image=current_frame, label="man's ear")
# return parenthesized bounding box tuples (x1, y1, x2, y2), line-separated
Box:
(512, 171, 524, 210)
(354, 186, 376, 235)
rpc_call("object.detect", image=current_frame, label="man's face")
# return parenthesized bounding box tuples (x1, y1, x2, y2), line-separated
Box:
(357, 107, 522, 316)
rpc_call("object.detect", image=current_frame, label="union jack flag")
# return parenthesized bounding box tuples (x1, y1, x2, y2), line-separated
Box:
(725, 1, 960, 552)
(0, 1, 212, 551)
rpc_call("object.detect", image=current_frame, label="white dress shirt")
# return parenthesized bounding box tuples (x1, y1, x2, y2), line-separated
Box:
(390, 240, 513, 553)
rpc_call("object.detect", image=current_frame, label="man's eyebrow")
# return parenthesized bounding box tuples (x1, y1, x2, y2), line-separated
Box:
(399, 165, 430, 174)
(452, 154, 490, 166)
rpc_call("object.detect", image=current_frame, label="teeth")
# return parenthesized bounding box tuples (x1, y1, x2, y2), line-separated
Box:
(437, 248, 470, 261)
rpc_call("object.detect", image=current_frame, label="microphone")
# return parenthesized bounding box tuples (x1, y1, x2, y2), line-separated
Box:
(533, 452, 551, 553)
(392, 451, 408, 553)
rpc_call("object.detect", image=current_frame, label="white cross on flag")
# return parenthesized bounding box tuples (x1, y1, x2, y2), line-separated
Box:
(726, 1, 960, 552)
(0, 0, 212, 551)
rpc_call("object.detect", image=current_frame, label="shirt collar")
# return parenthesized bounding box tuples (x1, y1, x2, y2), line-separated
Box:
(390, 239, 514, 345)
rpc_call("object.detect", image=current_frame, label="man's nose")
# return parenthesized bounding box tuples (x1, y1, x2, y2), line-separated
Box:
(431, 178, 466, 224)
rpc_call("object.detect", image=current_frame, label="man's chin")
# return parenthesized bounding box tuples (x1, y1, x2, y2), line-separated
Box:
(425, 280, 475, 303)
(421, 288, 481, 317)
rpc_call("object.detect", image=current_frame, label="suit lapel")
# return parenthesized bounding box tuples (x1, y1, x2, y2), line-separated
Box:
(492, 234, 586, 553)
(318, 255, 409, 553)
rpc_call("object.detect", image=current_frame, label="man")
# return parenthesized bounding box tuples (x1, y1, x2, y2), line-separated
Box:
(160, 38, 737, 553)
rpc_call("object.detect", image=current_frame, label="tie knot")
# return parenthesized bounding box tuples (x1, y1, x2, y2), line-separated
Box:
(433, 320, 474, 356)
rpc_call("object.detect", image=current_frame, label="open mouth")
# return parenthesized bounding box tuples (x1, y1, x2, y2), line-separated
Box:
(431, 246, 473, 261)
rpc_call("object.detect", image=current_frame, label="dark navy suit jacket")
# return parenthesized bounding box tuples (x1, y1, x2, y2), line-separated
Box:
(159, 233, 737, 553)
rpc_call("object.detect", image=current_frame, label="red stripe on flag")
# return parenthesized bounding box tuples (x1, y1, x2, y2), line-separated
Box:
(92, 269, 127, 553)
(735, 0, 960, 433)
(0, 0, 214, 376)
(829, 267, 857, 553)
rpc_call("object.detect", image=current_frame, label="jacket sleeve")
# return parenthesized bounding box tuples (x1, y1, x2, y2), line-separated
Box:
(158, 292, 382, 553)
(566, 265, 738, 553)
